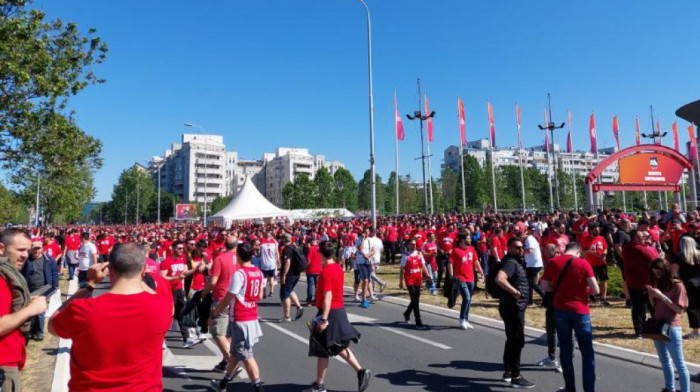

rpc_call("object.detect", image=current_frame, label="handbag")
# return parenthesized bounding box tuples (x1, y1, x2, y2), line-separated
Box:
(641, 318, 671, 341)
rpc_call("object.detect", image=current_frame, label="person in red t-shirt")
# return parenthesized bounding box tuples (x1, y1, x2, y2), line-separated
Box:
(305, 237, 322, 307)
(0, 229, 48, 391)
(540, 242, 599, 392)
(621, 229, 659, 337)
(160, 240, 197, 347)
(64, 229, 82, 280)
(436, 223, 456, 289)
(489, 228, 505, 263)
(448, 231, 485, 330)
(580, 222, 609, 305)
(399, 240, 432, 329)
(421, 232, 438, 295)
(96, 234, 113, 263)
(50, 243, 173, 392)
(305, 240, 370, 392)
(211, 242, 266, 392)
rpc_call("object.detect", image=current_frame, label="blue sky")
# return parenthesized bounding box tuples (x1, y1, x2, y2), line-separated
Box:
(30, 0, 700, 201)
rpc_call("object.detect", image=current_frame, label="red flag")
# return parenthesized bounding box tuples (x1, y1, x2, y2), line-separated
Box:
(488, 102, 496, 148)
(425, 95, 433, 143)
(672, 121, 679, 151)
(635, 116, 641, 146)
(516, 104, 522, 150)
(566, 110, 573, 153)
(394, 91, 404, 141)
(656, 121, 662, 145)
(589, 113, 597, 153)
(612, 116, 620, 150)
(458, 98, 466, 146)
(689, 124, 698, 163)
(545, 127, 550, 153)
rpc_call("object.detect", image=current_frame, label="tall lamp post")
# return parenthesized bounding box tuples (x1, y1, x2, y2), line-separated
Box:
(184, 122, 210, 225)
(641, 105, 667, 210)
(406, 78, 435, 214)
(538, 93, 565, 211)
(354, 0, 377, 230)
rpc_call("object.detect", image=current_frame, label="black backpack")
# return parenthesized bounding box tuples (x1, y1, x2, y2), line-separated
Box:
(485, 259, 506, 299)
(290, 245, 309, 275)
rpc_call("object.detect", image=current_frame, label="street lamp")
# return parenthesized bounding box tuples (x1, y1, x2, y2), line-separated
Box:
(406, 78, 436, 214)
(353, 0, 377, 230)
(149, 158, 165, 225)
(184, 122, 210, 225)
(537, 93, 566, 212)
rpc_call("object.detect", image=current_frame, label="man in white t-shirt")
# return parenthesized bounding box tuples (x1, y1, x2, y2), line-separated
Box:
(367, 228, 386, 298)
(77, 232, 98, 288)
(523, 224, 544, 303)
(259, 231, 279, 298)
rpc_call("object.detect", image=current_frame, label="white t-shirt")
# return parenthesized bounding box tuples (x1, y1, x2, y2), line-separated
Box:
(356, 237, 369, 265)
(77, 242, 97, 271)
(260, 238, 278, 271)
(368, 237, 383, 264)
(523, 235, 543, 268)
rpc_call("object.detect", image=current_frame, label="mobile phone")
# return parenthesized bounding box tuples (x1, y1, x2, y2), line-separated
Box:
(30, 285, 57, 298)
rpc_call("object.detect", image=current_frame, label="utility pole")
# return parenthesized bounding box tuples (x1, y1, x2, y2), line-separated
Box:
(538, 93, 566, 211)
(406, 78, 435, 214)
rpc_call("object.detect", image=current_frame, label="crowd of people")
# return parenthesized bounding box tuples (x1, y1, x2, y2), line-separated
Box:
(0, 203, 699, 392)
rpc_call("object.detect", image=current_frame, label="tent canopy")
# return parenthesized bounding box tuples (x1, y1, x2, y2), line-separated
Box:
(209, 177, 290, 225)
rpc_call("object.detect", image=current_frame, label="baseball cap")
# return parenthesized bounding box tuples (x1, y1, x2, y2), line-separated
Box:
(31, 241, 43, 249)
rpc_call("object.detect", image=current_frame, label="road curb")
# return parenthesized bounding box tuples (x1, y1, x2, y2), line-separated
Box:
(51, 277, 78, 392)
(339, 283, 700, 373)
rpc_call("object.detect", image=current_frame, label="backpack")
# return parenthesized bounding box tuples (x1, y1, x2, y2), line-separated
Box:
(485, 259, 506, 299)
(290, 245, 309, 275)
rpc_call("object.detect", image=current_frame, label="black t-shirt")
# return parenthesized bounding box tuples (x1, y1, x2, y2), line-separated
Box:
(499, 256, 530, 310)
(282, 245, 298, 277)
(671, 254, 700, 287)
(613, 230, 630, 263)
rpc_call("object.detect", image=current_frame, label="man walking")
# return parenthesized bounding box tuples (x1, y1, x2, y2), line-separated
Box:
(0, 229, 48, 392)
(259, 231, 279, 298)
(581, 222, 609, 306)
(160, 240, 197, 347)
(280, 234, 304, 322)
(76, 232, 97, 288)
(621, 229, 658, 338)
(399, 240, 432, 329)
(20, 241, 59, 341)
(540, 242, 600, 392)
(495, 237, 534, 388)
(448, 231, 484, 330)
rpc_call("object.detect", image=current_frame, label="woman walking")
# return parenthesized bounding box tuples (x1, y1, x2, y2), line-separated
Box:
(646, 258, 690, 392)
(671, 236, 700, 339)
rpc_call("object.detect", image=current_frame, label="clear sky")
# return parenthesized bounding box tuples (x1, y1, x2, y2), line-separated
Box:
(30, 0, 700, 201)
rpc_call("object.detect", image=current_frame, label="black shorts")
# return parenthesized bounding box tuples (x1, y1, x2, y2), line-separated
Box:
(592, 265, 608, 282)
(262, 269, 276, 278)
(280, 274, 300, 300)
(308, 308, 360, 358)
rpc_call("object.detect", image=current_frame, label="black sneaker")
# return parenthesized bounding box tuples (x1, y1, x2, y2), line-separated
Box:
(358, 368, 371, 392)
(415, 324, 429, 330)
(213, 360, 228, 372)
(302, 382, 327, 392)
(403, 312, 410, 323)
(510, 376, 535, 389)
(253, 381, 265, 392)
(295, 307, 305, 320)
(502, 372, 512, 383)
(211, 377, 230, 392)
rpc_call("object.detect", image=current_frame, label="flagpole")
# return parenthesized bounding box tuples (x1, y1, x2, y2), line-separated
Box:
(487, 102, 497, 213)
(682, 173, 688, 211)
(572, 154, 578, 210)
(460, 144, 466, 211)
(395, 124, 399, 215)
(427, 131, 434, 214)
(458, 98, 467, 212)
(516, 105, 526, 211)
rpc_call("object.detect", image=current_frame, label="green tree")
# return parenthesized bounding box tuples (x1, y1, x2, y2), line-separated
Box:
(385, 171, 398, 214)
(333, 167, 358, 211)
(0, 182, 28, 224)
(314, 167, 334, 208)
(462, 155, 486, 209)
(357, 169, 385, 213)
(210, 195, 234, 215)
(104, 166, 156, 223)
(282, 182, 295, 209)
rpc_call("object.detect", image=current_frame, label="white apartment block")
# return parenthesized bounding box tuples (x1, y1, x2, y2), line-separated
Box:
(252, 147, 345, 206)
(443, 138, 619, 183)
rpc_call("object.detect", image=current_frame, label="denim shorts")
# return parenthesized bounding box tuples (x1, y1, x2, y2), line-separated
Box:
(280, 274, 300, 300)
(356, 263, 372, 281)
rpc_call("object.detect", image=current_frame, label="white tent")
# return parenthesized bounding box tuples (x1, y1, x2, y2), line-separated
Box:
(209, 177, 291, 226)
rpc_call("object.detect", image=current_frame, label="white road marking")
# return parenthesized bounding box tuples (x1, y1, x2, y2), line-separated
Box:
(262, 321, 348, 364)
(163, 336, 249, 381)
(347, 313, 452, 350)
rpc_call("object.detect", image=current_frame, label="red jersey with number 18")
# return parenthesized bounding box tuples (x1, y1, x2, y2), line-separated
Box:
(233, 266, 263, 322)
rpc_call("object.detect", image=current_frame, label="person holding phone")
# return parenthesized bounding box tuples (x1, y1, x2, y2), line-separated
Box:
(20, 241, 58, 341)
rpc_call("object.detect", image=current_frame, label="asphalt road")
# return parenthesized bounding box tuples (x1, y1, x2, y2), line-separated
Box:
(151, 280, 700, 392)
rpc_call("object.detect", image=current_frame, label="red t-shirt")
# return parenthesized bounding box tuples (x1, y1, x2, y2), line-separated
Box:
(490, 235, 504, 259)
(387, 226, 398, 242)
(581, 235, 607, 267)
(422, 242, 438, 271)
(65, 234, 81, 251)
(306, 245, 322, 275)
(316, 262, 344, 310)
(190, 256, 206, 290)
(44, 242, 62, 260)
(449, 246, 477, 283)
(438, 231, 456, 252)
(96, 238, 113, 255)
(210, 251, 239, 302)
(160, 255, 188, 290)
(541, 255, 594, 315)
(0, 277, 26, 369)
(232, 266, 263, 322)
(51, 292, 173, 392)
(402, 252, 425, 286)
(143, 258, 159, 275)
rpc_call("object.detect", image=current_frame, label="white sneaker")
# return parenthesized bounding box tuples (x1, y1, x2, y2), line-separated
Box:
(371, 294, 379, 301)
(183, 338, 198, 348)
(465, 321, 474, 329)
(198, 334, 207, 342)
(459, 319, 468, 330)
(354, 295, 361, 302)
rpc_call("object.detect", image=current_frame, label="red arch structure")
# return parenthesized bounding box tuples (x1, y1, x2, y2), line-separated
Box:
(585, 144, 697, 210)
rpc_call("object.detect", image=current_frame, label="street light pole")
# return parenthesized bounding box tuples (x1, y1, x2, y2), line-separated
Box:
(355, 0, 377, 229)
(538, 93, 566, 212)
(406, 78, 436, 214)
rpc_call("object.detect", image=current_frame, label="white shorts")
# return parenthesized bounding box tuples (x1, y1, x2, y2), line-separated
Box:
(342, 247, 355, 260)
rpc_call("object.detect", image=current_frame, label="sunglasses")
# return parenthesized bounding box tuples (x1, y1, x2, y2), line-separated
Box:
(175, 247, 184, 250)
(511, 246, 524, 250)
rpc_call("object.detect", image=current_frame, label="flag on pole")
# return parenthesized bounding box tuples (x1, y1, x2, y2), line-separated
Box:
(567, 110, 573, 153)
(656, 121, 662, 145)
(394, 91, 404, 141)
(672, 121, 680, 151)
(635, 116, 641, 146)
(612, 116, 620, 150)
(488, 102, 496, 147)
(425, 95, 433, 143)
(589, 113, 598, 153)
(458, 98, 466, 146)
(516, 104, 522, 150)
(689, 124, 698, 163)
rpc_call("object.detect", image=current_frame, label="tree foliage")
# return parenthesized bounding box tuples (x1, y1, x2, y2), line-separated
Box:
(103, 167, 156, 224)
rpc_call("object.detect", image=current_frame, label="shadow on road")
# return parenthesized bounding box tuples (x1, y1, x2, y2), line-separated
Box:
(377, 368, 499, 391)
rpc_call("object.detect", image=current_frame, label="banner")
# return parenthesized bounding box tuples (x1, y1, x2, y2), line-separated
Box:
(589, 113, 597, 153)
(516, 104, 522, 150)
(656, 121, 662, 145)
(488, 102, 496, 148)
(612, 116, 620, 150)
(394, 91, 405, 141)
(425, 95, 433, 142)
(618, 153, 685, 184)
(175, 204, 198, 220)
(689, 124, 698, 163)
(635, 116, 641, 146)
(567, 110, 573, 153)
(672, 121, 679, 151)
(458, 98, 466, 146)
